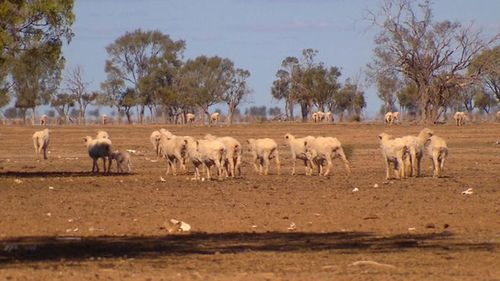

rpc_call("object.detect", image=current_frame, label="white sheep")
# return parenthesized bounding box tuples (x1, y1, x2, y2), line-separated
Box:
(101, 114, 108, 125)
(32, 128, 50, 160)
(83, 136, 112, 173)
(454, 112, 467, 126)
(210, 112, 221, 125)
(247, 138, 280, 175)
(40, 115, 48, 126)
(96, 130, 110, 140)
(378, 133, 409, 179)
(186, 113, 195, 124)
(425, 135, 448, 178)
(284, 133, 315, 175)
(185, 138, 226, 180)
(311, 112, 319, 123)
(384, 111, 399, 125)
(108, 150, 132, 173)
(205, 134, 242, 178)
(400, 128, 434, 177)
(325, 111, 334, 123)
(158, 134, 187, 176)
(150, 130, 162, 158)
(305, 136, 351, 176)
(392, 112, 400, 123)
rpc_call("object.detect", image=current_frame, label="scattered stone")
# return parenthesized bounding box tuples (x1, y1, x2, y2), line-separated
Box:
(160, 176, 166, 182)
(350, 260, 396, 269)
(287, 222, 297, 231)
(165, 219, 191, 233)
(373, 183, 379, 188)
(14, 179, 22, 184)
(48, 186, 54, 190)
(352, 187, 359, 192)
(408, 227, 416, 231)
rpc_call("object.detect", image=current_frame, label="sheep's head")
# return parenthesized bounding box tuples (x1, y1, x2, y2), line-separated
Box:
(419, 128, 434, 139)
(204, 134, 216, 140)
(284, 133, 293, 141)
(83, 136, 92, 146)
(378, 133, 390, 141)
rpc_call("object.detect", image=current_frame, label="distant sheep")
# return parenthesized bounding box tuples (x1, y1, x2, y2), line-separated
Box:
(284, 133, 315, 175)
(305, 136, 351, 176)
(40, 115, 48, 126)
(32, 129, 50, 160)
(101, 115, 108, 125)
(186, 113, 195, 124)
(83, 136, 112, 173)
(454, 112, 467, 126)
(108, 150, 132, 173)
(378, 133, 409, 179)
(384, 112, 399, 125)
(247, 138, 280, 175)
(210, 112, 221, 125)
(150, 130, 162, 158)
(425, 135, 448, 178)
(325, 111, 334, 123)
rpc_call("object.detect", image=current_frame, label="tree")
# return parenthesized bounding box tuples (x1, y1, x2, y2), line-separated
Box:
(474, 89, 496, 114)
(104, 29, 185, 124)
(469, 46, 500, 101)
(51, 92, 75, 123)
(119, 88, 138, 124)
(99, 75, 125, 122)
(367, 0, 499, 123)
(271, 56, 299, 120)
(374, 73, 399, 113)
(12, 42, 64, 124)
(224, 68, 251, 124)
(64, 65, 95, 124)
(180, 56, 233, 124)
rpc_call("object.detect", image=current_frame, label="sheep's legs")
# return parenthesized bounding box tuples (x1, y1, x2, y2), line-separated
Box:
(252, 154, 259, 173)
(338, 148, 351, 175)
(42, 147, 48, 160)
(323, 158, 332, 176)
(262, 154, 270, 175)
(432, 151, 440, 178)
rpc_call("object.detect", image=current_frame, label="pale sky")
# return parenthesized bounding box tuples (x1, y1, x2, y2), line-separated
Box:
(63, 0, 500, 117)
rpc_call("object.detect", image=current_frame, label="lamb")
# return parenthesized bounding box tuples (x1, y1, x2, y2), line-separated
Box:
(108, 150, 132, 173)
(186, 113, 195, 124)
(96, 130, 110, 140)
(304, 136, 351, 176)
(425, 135, 448, 178)
(378, 133, 410, 179)
(454, 112, 467, 126)
(32, 129, 50, 160)
(284, 133, 315, 175)
(184, 138, 226, 180)
(158, 134, 187, 176)
(246, 138, 280, 175)
(210, 112, 221, 125)
(204, 134, 242, 178)
(400, 128, 434, 177)
(83, 136, 112, 173)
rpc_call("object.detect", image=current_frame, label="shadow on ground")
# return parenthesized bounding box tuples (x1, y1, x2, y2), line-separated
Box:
(0, 171, 135, 178)
(0, 231, 496, 265)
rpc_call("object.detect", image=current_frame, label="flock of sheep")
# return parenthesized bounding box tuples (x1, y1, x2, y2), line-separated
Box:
(31, 125, 448, 181)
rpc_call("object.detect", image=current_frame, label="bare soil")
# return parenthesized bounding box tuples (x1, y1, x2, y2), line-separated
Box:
(0, 123, 499, 281)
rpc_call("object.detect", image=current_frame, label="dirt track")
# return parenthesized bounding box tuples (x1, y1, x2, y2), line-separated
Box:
(0, 123, 499, 280)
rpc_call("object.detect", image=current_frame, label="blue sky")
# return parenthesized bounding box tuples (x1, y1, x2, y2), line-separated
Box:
(63, 0, 500, 117)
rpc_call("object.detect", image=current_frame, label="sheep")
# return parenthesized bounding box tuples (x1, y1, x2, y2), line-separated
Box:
(210, 112, 221, 125)
(304, 136, 351, 176)
(425, 135, 448, 178)
(108, 150, 132, 173)
(101, 114, 108, 125)
(246, 138, 280, 175)
(325, 111, 334, 123)
(284, 133, 315, 175)
(400, 128, 434, 177)
(184, 137, 226, 180)
(378, 133, 410, 179)
(316, 111, 325, 122)
(454, 112, 467, 126)
(158, 134, 187, 176)
(96, 130, 110, 140)
(384, 112, 400, 125)
(83, 136, 112, 173)
(40, 115, 48, 126)
(311, 112, 319, 123)
(204, 134, 242, 178)
(32, 129, 50, 160)
(150, 130, 162, 158)
(186, 113, 195, 124)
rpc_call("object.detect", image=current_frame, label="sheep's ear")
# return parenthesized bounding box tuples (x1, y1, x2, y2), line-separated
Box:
(184, 139, 188, 144)
(246, 140, 250, 144)
(304, 141, 307, 146)
(378, 135, 382, 140)
(196, 140, 199, 146)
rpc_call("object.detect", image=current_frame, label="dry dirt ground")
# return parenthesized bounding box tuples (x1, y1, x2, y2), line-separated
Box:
(0, 122, 499, 281)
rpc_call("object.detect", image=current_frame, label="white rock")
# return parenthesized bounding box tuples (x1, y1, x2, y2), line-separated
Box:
(160, 176, 166, 182)
(288, 222, 297, 231)
(373, 184, 379, 188)
(408, 227, 416, 231)
(461, 188, 473, 195)
(48, 186, 54, 190)
(352, 187, 359, 192)
(14, 179, 22, 184)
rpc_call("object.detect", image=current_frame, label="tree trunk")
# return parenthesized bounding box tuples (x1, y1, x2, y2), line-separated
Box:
(227, 102, 236, 125)
(31, 107, 36, 125)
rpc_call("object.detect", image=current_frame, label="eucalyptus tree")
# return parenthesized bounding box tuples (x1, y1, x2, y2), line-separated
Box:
(51, 93, 74, 123)
(224, 68, 251, 124)
(367, 0, 499, 123)
(469, 46, 500, 101)
(104, 29, 185, 123)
